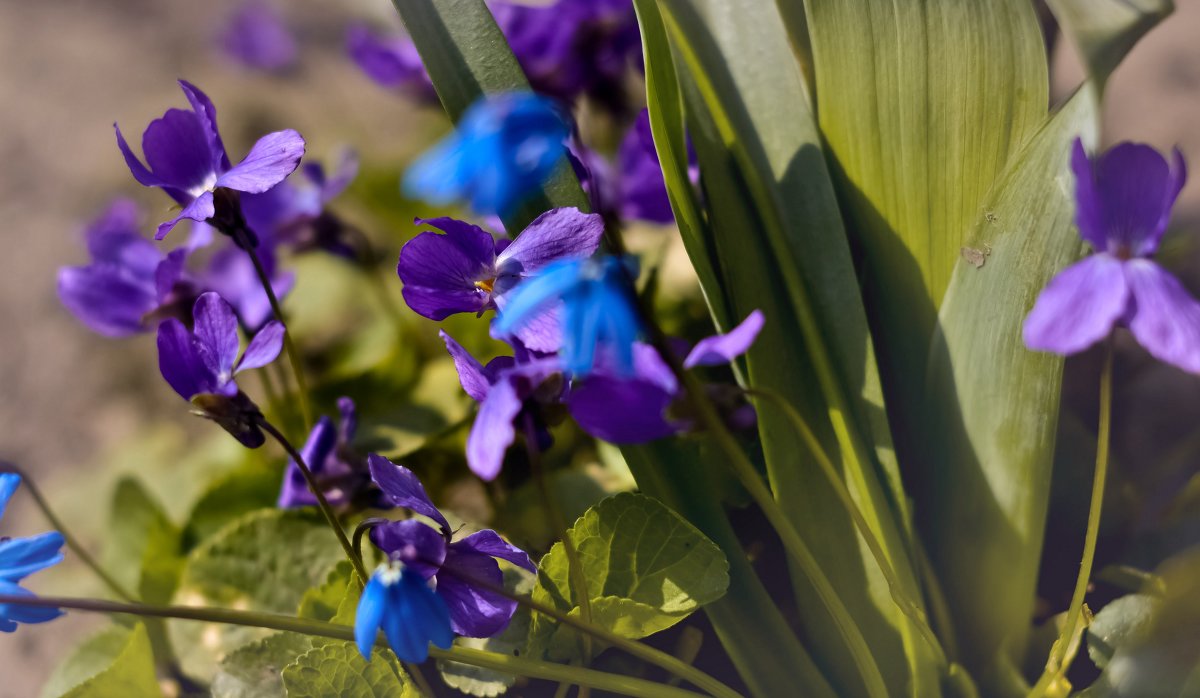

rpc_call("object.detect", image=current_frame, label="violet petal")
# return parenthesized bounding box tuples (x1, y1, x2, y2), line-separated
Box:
(1023, 254, 1129, 355)
(217, 129, 306, 194)
(684, 310, 764, 368)
(367, 455, 451, 533)
(1126, 259, 1200, 374)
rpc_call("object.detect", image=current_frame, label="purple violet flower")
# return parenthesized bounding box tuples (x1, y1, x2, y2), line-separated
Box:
(278, 397, 375, 509)
(367, 455, 537, 637)
(241, 149, 363, 259)
(397, 207, 604, 352)
(441, 331, 562, 480)
(157, 292, 284, 447)
(115, 80, 305, 240)
(346, 23, 434, 98)
(403, 93, 572, 217)
(0, 474, 65, 632)
(1024, 139, 1200, 373)
(57, 199, 198, 337)
(216, 1, 298, 74)
(616, 109, 674, 225)
(201, 238, 295, 332)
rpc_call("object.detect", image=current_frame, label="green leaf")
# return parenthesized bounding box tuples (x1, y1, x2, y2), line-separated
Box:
(213, 633, 314, 698)
(281, 642, 420, 698)
(105, 477, 183, 605)
(922, 3, 1172, 683)
(388, 0, 589, 233)
(527, 492, 728, 662)
(1087, 594, 1159, 670)
(437, 570, 533, 697)
(183, 461, 283, 549)
(1047, 0, 1174, 89)
(654, 0, 928, 691)
(298, 561, 357, 623)
(41, 624, 161, 698)
(168, 509, 347, 680)
(357, 359, 472, 460)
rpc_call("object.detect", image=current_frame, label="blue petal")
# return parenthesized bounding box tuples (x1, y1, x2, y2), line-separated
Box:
(355, 574, 388, 659)
(0, 532, 65, 583)
(0, 580, 61, 630)
(492, 258, 584, 337)
(0, 474, 18, 519)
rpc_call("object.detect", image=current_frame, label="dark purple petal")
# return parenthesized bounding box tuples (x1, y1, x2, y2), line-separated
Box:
(367, 455, 451, 533)
(683, 310, 764, 368)
(370, 519, 447, 580)
(1023, 254, 1129, 355)
(397, 217, 498, 320)
(346, 23, 431, 92)
(494, 207, 604, 278)
(202, 244, 293, 331)
(217, 129, 306, 194)
(192, 292, 240, 381)
(115, 123, 167, 188)
(1071, 139, 1106, 251)
(568, 376, 678, 443)
(57, 265, 158, 337)
(439, 330, 492, 402)
(157, 318, 211, 399)
(236, 321, 284, 373)
(437, 546, 515, 637)
(452, 529, 536, 574)
(466, 377, 522, 481)
(277, 415, 337, 509)
(1125, 259, 1200, 374)
(156, 190, 215, 240)
(154, 249, 191, 303)
(178, 80, 231, 173)
(1094, 142, 1187, 256)
(83, 200, 151, 262)
(141, 108, 219, 193)
(617, 110, 674, 224)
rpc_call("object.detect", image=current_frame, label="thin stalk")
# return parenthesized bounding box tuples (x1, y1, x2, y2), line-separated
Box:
(239, 233, 313, 432)
(351, 520, 742, 698)
(0, 594, 705, 698)
(628, 300, 887, 698)
(258, 420, 369, 584)
(1028, 343, 1114, 698)
(744, 388, 948, 667)
(0, 463, 135, 603)
(523, 416, 593, 696)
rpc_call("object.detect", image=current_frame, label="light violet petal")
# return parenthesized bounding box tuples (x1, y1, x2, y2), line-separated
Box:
(192, 292, 240, 380)
(466, 377, 522, 481)
(1126, 259, 1200, 374)
(439, 331, 491, 402)
(217, 129, 306, 194)
(236, 321, 285, 372)
(452, 529, 536, 574)
(367, 454, 451, 533)
(1023, 254, 1129, 355)
(494, 207, 604, 276)
(57, 265, 158, 337)
(156, 190, 215, 240)
(684, 310, 764, 368)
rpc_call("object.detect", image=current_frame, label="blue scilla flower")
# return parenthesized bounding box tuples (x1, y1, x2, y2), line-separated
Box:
(0, 474, 65, 632)
(493, 255, 641, 377)
(403, 92, 571, 217)
(355, 561, 454, 663)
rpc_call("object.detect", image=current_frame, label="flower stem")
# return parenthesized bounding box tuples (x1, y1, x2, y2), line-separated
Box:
(522, 416, 593, 694)
(1029, 343, 1114, 697)
(0, 594, 710, 698)
(635, 322, 887, 698)
(744, 388, 949, 667)
(257, 420, 369, 585)
(0, 462, 136, 603)
(238, 231, 313, 433)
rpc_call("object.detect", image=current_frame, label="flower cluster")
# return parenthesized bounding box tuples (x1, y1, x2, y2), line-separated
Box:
(0, 474, 64, 632)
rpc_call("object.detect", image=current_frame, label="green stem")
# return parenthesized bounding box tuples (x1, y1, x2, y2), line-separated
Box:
(0, 463, 136, 603)
(240, 234, 313, 433)
(523, 416, 594, 685)
(258, 420, 369, 585)
(0, 594, 707, 698)
(632, 320, 887, 698)
(1028, 343, 1114, 698)
(744, 388, 948, 667)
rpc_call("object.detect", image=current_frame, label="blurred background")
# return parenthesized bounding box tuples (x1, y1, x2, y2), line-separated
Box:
(1, 1, 1199, 695)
